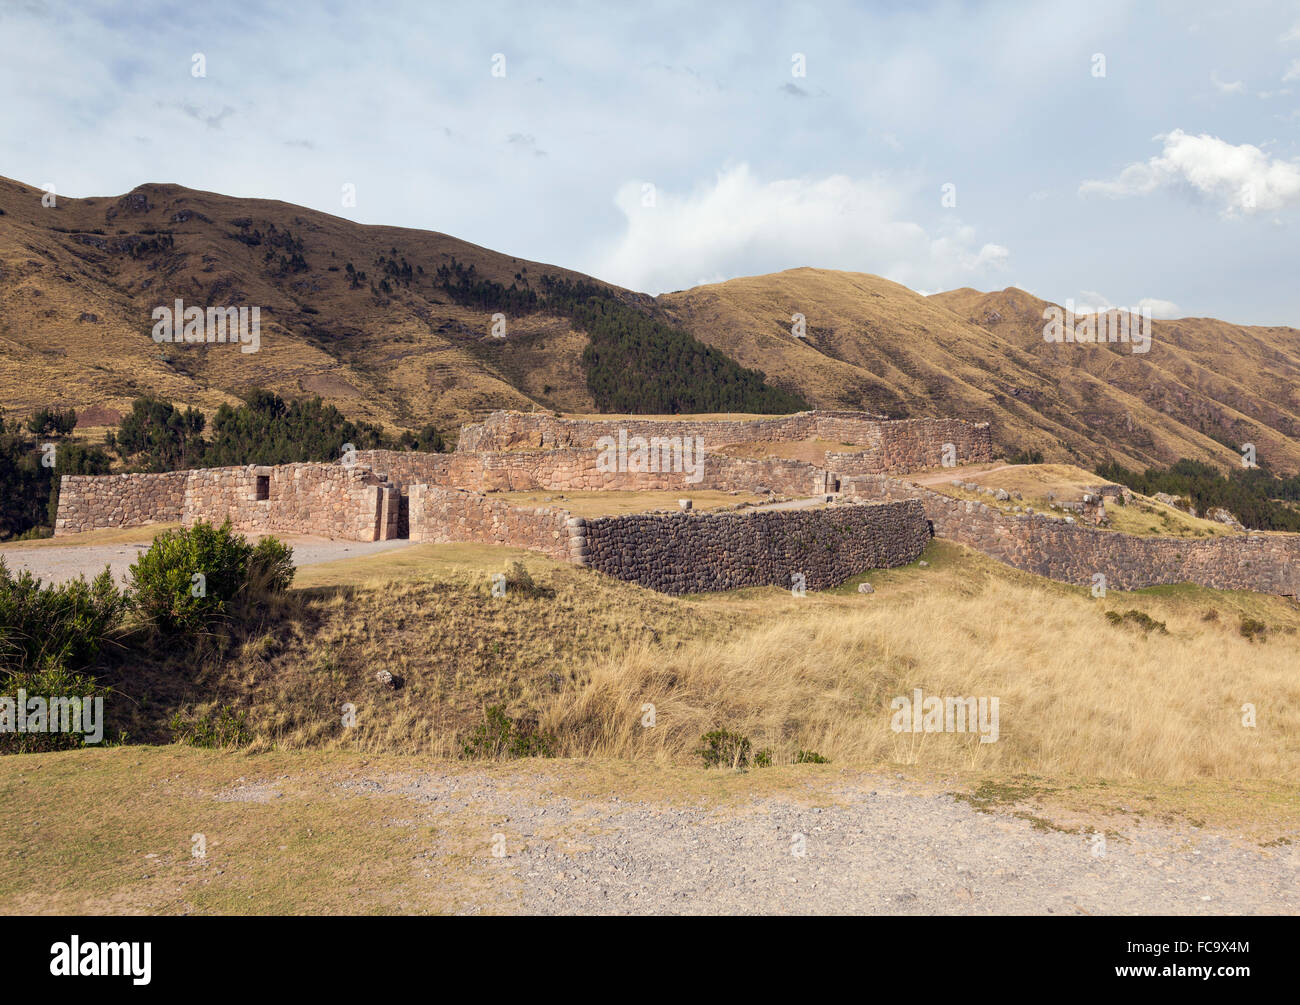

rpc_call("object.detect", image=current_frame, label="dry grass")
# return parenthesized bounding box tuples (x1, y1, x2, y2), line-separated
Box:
(543, 542, 1300, 780)
(927, 464, 1234, 538)
(0, 523, 181, 549)
(713, 439, 863, 464)
(495, 489, 768, 517)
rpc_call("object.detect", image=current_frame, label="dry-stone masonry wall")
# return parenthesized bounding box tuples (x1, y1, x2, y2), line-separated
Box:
(456, 410, 992, 472)
(359, 447, 834, 495)
(55, 470, 188, 535)
(844, 474, 1300, 595)
(574, 500, 929, 595)
(407, 485, 572, 560)
(56, 464, 399, 541)
(184, 463, 400, 541)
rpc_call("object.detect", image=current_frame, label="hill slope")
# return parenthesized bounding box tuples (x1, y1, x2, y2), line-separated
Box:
(0, 176, 630, 437)
(659, 270, 1300, 473)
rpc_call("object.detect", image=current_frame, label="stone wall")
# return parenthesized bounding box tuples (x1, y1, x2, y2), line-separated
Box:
(844, 474, 1300, 595)
(408, 485, 573, 560)
(56, 464, 400, 541)
(574, 501, 929, 595)
(359, 447, 833, 495)
(54, 470, 188, 535)
(184, 463, 400, 541)
(456, 409, 992, 473)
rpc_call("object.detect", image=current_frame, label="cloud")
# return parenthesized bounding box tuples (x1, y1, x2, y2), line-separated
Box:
(1282, 22, 1300, 43)
(1079, 129, 1300, 216)
(1074, 291, 1179, 319)
(591, 164, 1010, 294)
(1211, 71, 1245, 94)
(1284, 58, 1300, 82)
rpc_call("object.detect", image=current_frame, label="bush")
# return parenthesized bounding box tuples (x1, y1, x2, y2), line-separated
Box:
(698, 728, 752, 768)
(0, 559, 124, 674)
(1006, 449, 1044, 465)
(1239, 616, 1268, 643)
(249, 536, 296, 594)
(169, 704, 252, 748)
(461, 705, 556, 759)
(795, 749, 829, 764)
(0, 663, 113, 754)
(503, 560, 547, 599)
(127, 520, 293, 634)
(1104, 609, 1168, 635)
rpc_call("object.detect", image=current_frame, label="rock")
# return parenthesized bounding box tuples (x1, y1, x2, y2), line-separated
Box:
(917, 560, 929, 568)
(375, 669, 399, 689)
(678, 499, 692, 511)
(993, 489, 1010, 501)
(858, 582, 875, 594)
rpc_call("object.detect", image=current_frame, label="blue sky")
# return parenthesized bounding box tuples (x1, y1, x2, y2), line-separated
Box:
(3, 0, 1299, 323)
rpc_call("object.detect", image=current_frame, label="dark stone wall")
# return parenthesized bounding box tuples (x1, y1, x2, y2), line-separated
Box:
(575, 500, 929, 595)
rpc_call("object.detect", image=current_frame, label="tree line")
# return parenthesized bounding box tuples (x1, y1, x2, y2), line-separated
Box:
(0, 393, 446, 540)
(1095, 456, 1300, 531)
(433, 264, 807, 414)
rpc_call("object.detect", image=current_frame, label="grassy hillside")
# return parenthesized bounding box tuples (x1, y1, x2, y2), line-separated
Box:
(58, 533, 1296, 782)
(658, 269, 1300, 474)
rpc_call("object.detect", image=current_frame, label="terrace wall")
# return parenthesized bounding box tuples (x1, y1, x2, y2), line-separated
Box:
(844, 474, 1300, 595)
(573, 500, 929, 595)
(54, 470, 188, 535)
(455, 409, 992, 473)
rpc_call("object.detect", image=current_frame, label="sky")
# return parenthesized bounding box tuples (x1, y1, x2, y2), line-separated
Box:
(2, 0, 1299, 324)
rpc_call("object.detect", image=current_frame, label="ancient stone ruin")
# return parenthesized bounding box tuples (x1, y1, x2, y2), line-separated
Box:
(51, 408, 1300, 596)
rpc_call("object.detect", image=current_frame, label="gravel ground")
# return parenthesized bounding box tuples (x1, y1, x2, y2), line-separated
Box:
(0, 536, 417, 585)
(339, 771, 1300, 915)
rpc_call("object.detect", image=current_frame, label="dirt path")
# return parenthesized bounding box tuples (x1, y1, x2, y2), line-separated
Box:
(351, 769, 1298, 915)
(910, 463, 1017, 487)
(0, 536, 418, 585)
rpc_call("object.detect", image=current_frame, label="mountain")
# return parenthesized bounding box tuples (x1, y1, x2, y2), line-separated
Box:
(0, 175, 623, 438)
(659, 269, 1300, 472)
(1, 176, 1297, 473)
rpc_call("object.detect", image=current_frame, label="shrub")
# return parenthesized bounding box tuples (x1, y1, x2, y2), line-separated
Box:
(1006, 449, 1044, 465)
(503, 560, 547, 599)
(249, 536, 296, 594)
(0, 663, 113, 754)
(1104, 609, 1168, 634)
(698, 728, 752, 768)
(461, 705, 556, 759)
(1239, 617, 1267, 643)
(169, 704, 252, 748)
(795, 749, 829, 764)
(128, 520, 294, 634)
(0, 559, 124, 674)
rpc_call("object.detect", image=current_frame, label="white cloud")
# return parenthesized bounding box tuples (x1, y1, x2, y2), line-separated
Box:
(1282, 22, 1300, 43)
(1138, 297, 1181, 319)
(1073, 292, 1179, 319)
(1284, 58, 1300, 82)
(591, 164, 1010, 294)
(1079, 129, 1300, 216)
(1211, 71, 1245, 94)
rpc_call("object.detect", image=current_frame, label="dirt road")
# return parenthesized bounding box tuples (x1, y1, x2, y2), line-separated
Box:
(345, 769, 1298, 915)
(0, 535, 417, 585)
